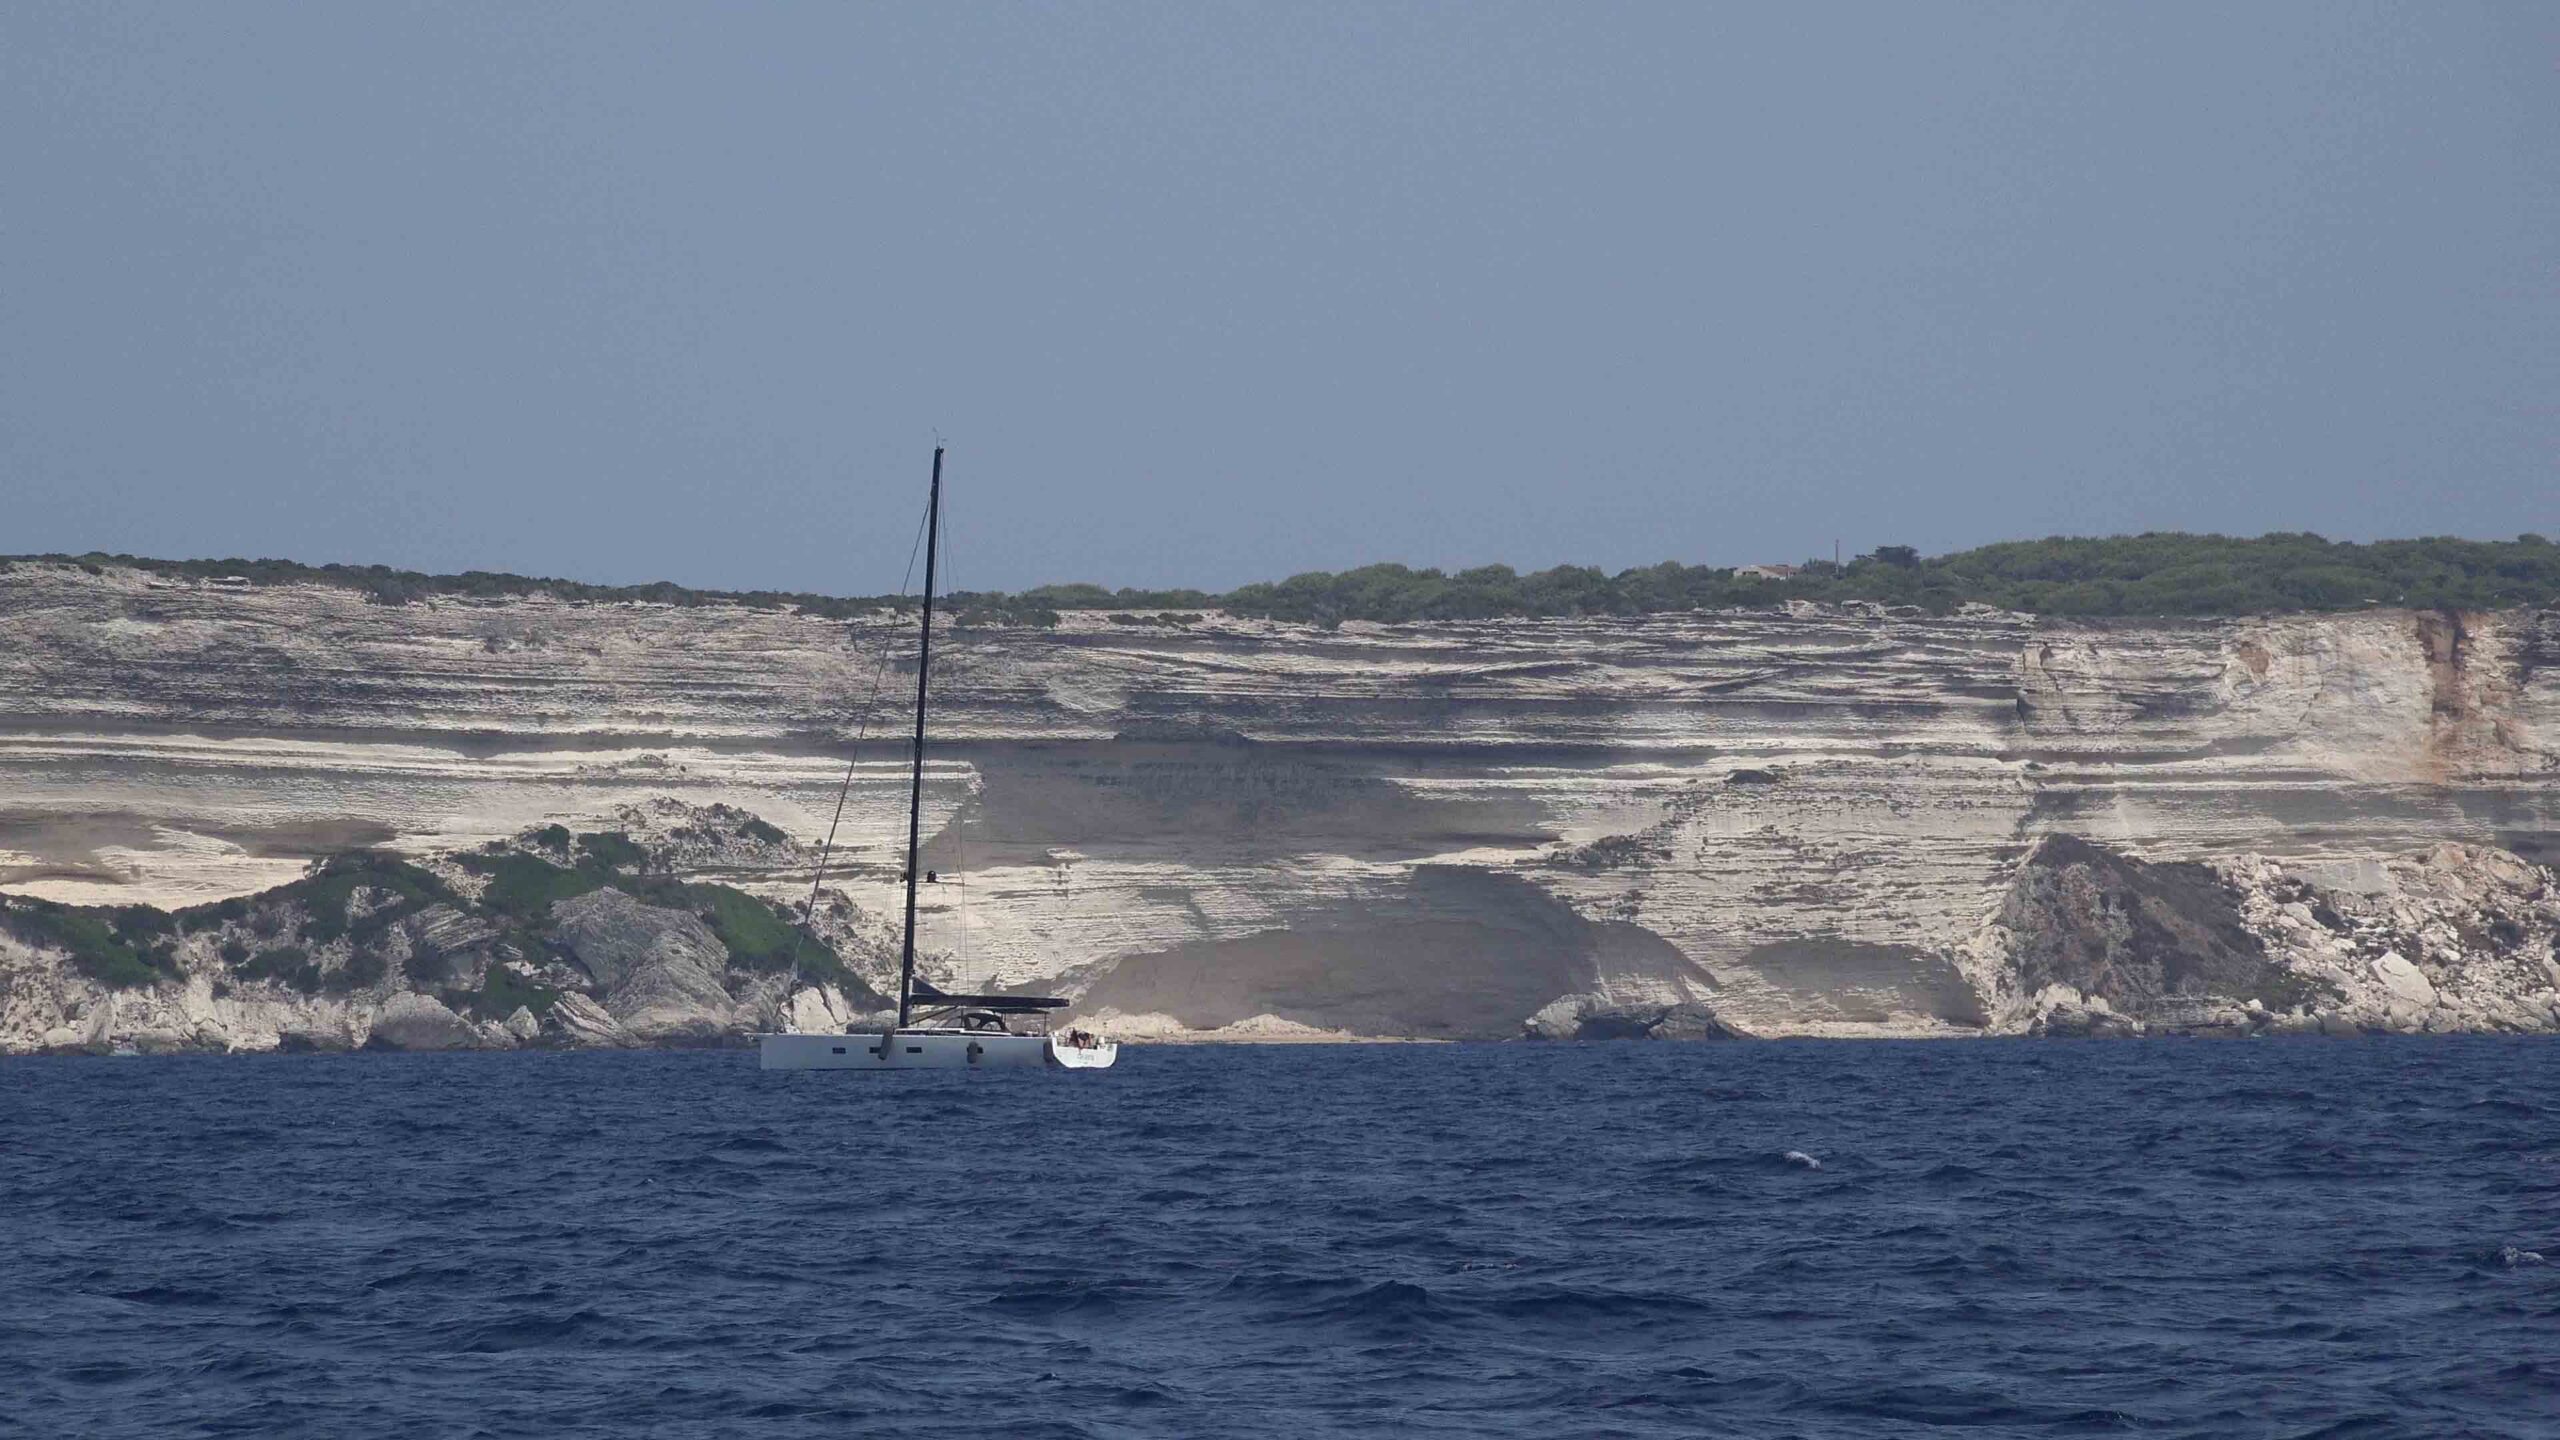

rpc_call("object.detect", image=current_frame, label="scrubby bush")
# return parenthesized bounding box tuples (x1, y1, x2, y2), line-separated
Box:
(625, 878, 858, 989)
(0, 900, 176, 989)
(680, 884, 798, 970)
(328, 946, 387, 993)
(238, 946, 320, 992)
(266, 853, 456, 945)
(459, 853, 611, 923)
(469, 964, 561, 1021)
(406, 945, 455, 988)
(30, 532, 2560, 630)
(577, 831, 648, 869)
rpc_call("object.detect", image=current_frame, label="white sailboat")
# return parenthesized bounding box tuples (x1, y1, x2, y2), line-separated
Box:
(760, 448, 1117, 1072)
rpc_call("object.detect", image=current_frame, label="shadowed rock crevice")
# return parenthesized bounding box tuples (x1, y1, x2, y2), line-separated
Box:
(1532, 1000, 1744, 1041)
(1998, 834, 2326, 1014)
(1072, 867, 1714, 1040)
(1731, 938, 1989, 1028)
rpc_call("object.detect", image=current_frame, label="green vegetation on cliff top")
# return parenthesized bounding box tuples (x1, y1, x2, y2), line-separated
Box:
(10, 532, 2559, 622)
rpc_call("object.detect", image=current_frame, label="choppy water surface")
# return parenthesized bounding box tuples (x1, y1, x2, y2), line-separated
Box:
(4, 1040, 2556, 1438)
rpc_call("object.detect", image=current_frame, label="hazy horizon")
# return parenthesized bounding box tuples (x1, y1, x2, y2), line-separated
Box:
(7, 4, 2555, 594)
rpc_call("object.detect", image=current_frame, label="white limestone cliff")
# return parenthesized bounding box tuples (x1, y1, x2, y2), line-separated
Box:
(0, 562, 2553, 1046)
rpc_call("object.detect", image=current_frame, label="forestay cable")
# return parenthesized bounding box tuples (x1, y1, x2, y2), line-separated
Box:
(781, 495, 933, 1025)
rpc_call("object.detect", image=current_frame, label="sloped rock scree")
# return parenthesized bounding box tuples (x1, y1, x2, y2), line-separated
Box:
(1999, 835, 2330, 1016)
(1979, 836, 2560, 1037)
(2216, 843, 2560, 1036)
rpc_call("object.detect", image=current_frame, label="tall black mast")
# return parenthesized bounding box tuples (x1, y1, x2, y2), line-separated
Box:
(894, 447, 942, 1029)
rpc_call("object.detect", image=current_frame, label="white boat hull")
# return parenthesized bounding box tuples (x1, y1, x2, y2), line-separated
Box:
(757, 1030, 1117, 1071)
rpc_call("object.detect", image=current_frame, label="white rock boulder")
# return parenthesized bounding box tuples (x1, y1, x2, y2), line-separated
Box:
(366, 992, 479, 1050)
(549, 889, 737, 1041)
(2371, 952, 2437, 1009)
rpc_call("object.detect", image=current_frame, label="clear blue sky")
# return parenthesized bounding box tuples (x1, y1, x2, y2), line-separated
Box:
(5, 3, 2554, 593)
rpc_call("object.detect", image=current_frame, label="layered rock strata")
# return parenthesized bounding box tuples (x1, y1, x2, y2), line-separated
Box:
(0, 562, 2553, 1044)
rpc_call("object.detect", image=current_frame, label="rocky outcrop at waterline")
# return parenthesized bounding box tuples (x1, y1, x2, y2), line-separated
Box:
(0, 807, 895, 1055)
(0, 562, 2554, 1045)
(1969, 837, 2560, 1038)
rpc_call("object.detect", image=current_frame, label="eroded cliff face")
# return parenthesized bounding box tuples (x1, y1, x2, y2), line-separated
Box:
(0, 563, 2553, 1044)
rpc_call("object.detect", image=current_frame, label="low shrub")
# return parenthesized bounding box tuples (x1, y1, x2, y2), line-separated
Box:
(627, 878, 856, 988)
(238, 945, 321, 992)
(469, 964, 561, 1021)
(458, 853, 611, 923)
(681, 883, 799, 970)
(327, 946, 388, 993)
(406, 945, 455, 988)
(262, 853, 458, 945)
(0, 901, 174, 989)
(577, 831, 648, 869)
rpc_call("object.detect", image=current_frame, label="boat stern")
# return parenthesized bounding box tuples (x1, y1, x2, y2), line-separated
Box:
(1046, 1034, 1118, 1069)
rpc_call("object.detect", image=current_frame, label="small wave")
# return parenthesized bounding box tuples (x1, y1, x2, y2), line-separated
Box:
(1280, 1279, 1448, 1331)
(448, 1307, 609, 1353)
(1481, 1284, 1715, 1322)
(1213, 1270, 1364, 1300)
(2461, 1098, 2539, 1118)
(107, 1285, 226, 1307)
(1814, 1381, 2136, 1428)
(982, 1278, 1140, 1318)
(364, 1263, 480, 1291)
(58, 1361, 144, 1386)
(2223, 1086, 2326, 1107)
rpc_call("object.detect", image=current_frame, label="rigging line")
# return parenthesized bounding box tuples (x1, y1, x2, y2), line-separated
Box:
(919, 483, 966, 986)
(782, 492, 933, 1015)
(944, 505, 969, 985)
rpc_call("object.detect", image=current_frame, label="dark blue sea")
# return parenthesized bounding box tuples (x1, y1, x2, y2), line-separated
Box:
(4, 1040, 2557, 1439)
